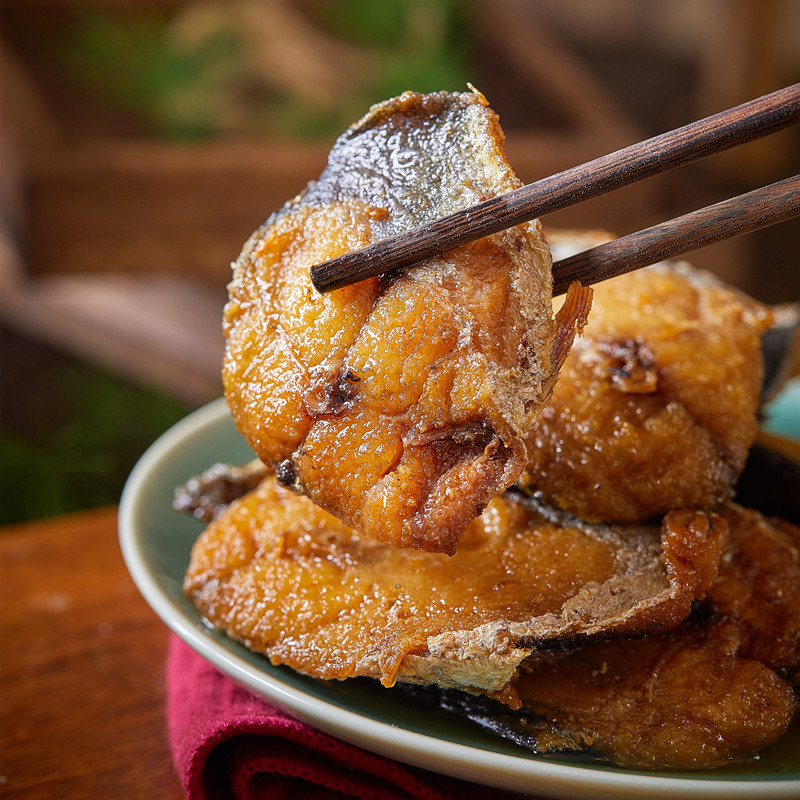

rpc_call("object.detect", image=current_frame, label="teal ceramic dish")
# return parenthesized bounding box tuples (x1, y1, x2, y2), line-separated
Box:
(119, 384, 800, 800)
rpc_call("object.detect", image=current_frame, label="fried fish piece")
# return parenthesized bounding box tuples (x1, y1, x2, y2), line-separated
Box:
(184, 476, 727, 705)
(222, 90, 591, 554)
(519, 242, 773, 523)
(507, 504, 800, 770)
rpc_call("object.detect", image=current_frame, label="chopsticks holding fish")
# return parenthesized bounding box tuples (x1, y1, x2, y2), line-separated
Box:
(310, 83, 800, 294)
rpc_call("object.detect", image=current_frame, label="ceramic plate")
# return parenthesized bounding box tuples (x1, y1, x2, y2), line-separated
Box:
(119, 386, 800, 800)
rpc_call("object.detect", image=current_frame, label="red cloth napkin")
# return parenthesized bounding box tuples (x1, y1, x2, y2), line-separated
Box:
(166, 636, 528, 800)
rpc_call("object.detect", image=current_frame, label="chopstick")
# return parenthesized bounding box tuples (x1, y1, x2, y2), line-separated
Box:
(551, 175, 799, 295)
(310, 83, 800, 294)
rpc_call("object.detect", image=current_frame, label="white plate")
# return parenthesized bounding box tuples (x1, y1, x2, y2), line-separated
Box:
(119, 393, 800, 800)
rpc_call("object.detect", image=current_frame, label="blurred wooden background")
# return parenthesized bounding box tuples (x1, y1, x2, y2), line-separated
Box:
(2, 0, 799, 409)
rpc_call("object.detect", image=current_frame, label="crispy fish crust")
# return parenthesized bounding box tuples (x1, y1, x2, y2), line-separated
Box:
(222, 90, 590, 554)
(184, 476, 727, 705)
(513, 504, 800, 770)
(519, 240, 773, 523)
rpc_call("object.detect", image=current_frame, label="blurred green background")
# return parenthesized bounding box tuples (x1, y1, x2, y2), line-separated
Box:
(64, 0, 472, 141)
(1, 328, 187, 524)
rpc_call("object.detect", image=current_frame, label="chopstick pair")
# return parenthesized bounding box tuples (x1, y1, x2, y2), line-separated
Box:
(310, 83, 800, 295)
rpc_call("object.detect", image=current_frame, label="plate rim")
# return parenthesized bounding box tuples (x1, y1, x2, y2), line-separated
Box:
(118, 397, 800, 800)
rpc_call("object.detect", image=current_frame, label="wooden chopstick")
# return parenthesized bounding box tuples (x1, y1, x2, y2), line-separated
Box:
(310, 83, 800, 294)
(551, 175, 799, 295)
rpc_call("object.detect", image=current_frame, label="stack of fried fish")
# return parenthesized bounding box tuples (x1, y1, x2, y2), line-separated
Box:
(178, 90, 799, 770)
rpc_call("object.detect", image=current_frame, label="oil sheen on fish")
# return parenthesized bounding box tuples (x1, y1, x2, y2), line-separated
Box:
(222, 90, 591, 554)
(520, 236, 772, 523)
(184, 476, 727, 706)
(509, 503, 800, 769)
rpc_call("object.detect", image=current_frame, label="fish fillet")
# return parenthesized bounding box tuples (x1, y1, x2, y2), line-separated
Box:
(222, 90, 590, 554)
(184, 477, 727, 705)
(520, 236, 772, 523)
(509, 503, 800, 769)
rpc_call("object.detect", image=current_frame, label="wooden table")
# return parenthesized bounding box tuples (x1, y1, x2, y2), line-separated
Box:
(0, 507, 185, 799)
